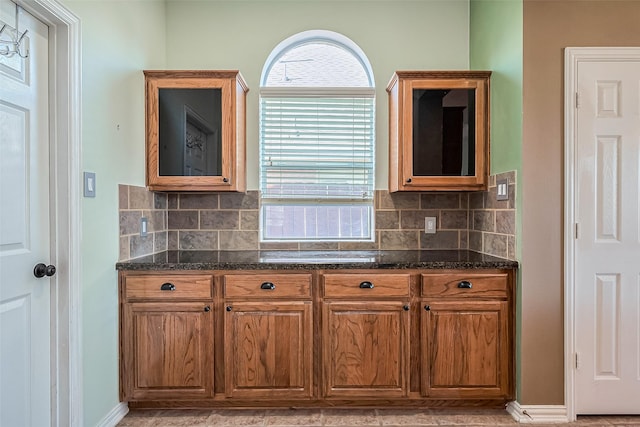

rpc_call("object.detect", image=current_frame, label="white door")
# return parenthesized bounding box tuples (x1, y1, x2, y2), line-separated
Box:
(0, 4, 52, 426)
(575, 59, 640, 414)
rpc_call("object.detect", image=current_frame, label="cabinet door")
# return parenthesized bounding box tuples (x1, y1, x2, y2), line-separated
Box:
(145, 70, 248, 192)
(224, 301, 313, 399)
(122, 302, 213, 400)
(387, 71, 490, 192)
(322, 301, 410, 398)
(422, 300, 511, 398)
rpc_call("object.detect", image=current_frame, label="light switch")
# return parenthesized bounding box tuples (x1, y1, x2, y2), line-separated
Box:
(83, 172, 96, 197)
(496, 178, 509, 201)
(140, 217, 148, 237)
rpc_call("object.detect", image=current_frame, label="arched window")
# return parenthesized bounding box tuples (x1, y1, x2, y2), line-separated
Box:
(259, 30, 375, 242)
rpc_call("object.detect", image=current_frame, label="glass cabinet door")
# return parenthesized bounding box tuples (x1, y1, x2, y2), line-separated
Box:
(387, 71, 490, 192)
(145, 70, 248, 192)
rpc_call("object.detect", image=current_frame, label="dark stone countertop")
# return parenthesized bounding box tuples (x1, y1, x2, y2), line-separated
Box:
(116, 250, 518, 271)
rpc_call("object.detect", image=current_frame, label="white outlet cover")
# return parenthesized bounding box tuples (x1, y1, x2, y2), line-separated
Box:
(424, 216, 437, 234)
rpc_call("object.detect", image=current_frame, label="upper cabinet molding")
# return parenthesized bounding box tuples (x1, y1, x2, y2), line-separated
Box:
(145, 70, 249, 192)
(387, 71, 491, 192)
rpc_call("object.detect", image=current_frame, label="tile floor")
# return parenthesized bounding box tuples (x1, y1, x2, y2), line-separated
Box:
(117, 408, 640, 426)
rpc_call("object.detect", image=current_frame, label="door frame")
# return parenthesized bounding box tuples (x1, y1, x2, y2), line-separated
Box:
(564, 46, 640, 422)
(11, 1, 82, 425)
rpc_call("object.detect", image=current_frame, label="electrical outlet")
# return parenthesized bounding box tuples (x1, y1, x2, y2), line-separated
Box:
(425, 217, 437, 234)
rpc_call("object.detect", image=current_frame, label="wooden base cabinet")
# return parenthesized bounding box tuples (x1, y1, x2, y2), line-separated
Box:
(224, 301, 313, 399)
(223, 273, 313, 400)
(422, 300, 510, 398)
(119, 268, 514, 407)
(322, 301, 410, 398)
(120, 273, 214, 401)
(421, 272, 513, 399)
(122, 302, 214, 400)
(321, 273, 411, 399)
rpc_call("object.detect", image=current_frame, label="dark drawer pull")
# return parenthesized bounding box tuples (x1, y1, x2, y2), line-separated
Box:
(424, 305, 431, 311)
(260, 282, 276, 290)
(359, 281, 374, 289)
(204, 306, 211, 312)
(160, 283, 176, 291)
(402, 305, 410, 311)
(458, 281, 472, 289)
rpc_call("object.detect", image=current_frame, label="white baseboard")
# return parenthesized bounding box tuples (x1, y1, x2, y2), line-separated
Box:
(507, 401, 569, 424)
(95, 402, 129, 427)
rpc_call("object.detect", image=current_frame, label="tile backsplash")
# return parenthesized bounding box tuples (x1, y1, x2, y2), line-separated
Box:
(119, 171, 516, 261)
(118, 185, 168, 261)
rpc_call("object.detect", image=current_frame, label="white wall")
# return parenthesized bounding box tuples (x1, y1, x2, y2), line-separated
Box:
(61, 1, 166, 425)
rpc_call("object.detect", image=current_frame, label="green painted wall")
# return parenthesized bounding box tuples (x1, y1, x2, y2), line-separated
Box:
(61, 1, 166, 425)
(470, 0, 523, 176)
(469, 0, 523, 398)
(165, 0, 471, 190)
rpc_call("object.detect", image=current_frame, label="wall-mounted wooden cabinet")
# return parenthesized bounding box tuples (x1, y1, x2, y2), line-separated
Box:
(144, 70, 248, 192)
(387, 71, 491, 192)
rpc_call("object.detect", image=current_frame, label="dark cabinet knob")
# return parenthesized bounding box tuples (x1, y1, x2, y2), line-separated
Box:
(359, 281, 374, 289)
(406, 178, 412, 183)
(222, 177, 229, 183)
(458, 281, 472, 289)
(260, 282, 276, 290)
(403, 305, 410, 311)
(160, 283, 176, 291)
(204, 306, 211, 312)
(33, 263, 56, 278)
(424, 305, 431, 311)
(226, 306, 232, 312)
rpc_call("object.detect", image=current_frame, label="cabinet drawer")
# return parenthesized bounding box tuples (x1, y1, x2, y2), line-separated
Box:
(224, 274, 312, 299)
(421, 273, 508, 298)
(323, 273, 410, 298)
(124, 274, 213, 300)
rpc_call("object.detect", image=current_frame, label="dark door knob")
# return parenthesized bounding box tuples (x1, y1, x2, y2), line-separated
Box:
(34, 263, 56, 278)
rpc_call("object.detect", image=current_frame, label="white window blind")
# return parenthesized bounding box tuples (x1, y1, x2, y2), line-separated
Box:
(260, 92, 374, 200)
(260, 90, 375, 241)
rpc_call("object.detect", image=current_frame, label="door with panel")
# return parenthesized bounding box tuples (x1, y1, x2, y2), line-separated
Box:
(0, 6, 51, 426)
(574, 58, 640, 414)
